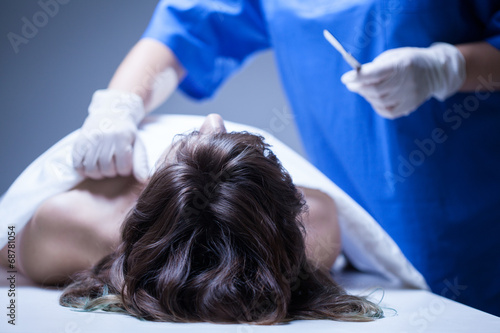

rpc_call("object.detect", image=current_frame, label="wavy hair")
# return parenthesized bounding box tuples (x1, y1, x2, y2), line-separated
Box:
(60, 131, 383, 323)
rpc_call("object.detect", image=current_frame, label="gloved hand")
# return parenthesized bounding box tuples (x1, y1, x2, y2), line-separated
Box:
(341, 42, 466, 119)
(72, 89, 149, 181)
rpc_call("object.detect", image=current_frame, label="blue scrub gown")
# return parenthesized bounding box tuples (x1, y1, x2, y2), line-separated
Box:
(142, 0, 500, 315)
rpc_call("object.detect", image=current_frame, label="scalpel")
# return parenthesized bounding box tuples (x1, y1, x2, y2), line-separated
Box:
(323, 29, 362, 71)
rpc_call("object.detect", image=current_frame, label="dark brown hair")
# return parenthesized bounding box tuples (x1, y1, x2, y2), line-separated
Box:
(60, 131, 383, 323)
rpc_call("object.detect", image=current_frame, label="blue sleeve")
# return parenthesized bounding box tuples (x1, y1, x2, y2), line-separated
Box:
(476, 1, 500, 50)
(142, 0, 270, 99)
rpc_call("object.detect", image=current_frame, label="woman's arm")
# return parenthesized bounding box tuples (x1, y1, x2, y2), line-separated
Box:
(298, 187, 341, 272)
(108, 38, 186, 113)
(457, 42, 500, 91)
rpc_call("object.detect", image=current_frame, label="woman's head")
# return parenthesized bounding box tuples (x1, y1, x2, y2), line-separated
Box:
(60, 115, 383, 323)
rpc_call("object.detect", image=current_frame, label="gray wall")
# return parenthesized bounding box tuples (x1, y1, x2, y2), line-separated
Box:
(0, 0, 305, 194)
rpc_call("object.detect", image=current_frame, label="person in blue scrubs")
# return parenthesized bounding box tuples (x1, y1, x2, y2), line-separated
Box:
(73, 0, 500, 315)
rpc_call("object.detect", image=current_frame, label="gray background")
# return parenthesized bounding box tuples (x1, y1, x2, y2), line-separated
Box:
(0, 0, 305, 194)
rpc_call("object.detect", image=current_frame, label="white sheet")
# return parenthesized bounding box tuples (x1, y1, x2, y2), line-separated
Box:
(0, 114, 427, 289)
(1, 266, 499, 333)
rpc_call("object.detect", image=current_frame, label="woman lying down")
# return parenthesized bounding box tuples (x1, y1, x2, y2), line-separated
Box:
(0, 114, 385, 324)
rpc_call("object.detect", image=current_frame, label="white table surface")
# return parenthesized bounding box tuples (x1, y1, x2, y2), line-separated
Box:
(1, 266, 498, 333)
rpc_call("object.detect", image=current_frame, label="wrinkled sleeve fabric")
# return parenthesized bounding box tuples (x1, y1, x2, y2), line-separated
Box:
(142, 0, 270, 99)
(478, 2, 500, 50)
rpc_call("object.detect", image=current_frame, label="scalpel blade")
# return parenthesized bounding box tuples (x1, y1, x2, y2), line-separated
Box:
(323, 29, 362, 71)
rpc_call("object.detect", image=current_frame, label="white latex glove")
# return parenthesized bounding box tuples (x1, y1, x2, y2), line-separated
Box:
(341, 42, 466, 119)
(72, 89, 149, 182)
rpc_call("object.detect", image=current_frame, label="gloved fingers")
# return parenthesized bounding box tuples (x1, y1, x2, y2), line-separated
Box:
(346, 84, 392, 103)
(132, 136, 150, 183)
(97, 142, 118, 178)
(341, 61, 395, 86)
(343, 79, 365, 93)
(350, 70, 403, 99)
(72, 127, 104, 175)
(373, 81, 421, 117)
(368, 87, 410, 119)
(389, 97, 424, 117)
(370, 102, 400, 119)
(115, 143, 134, 177)
(344, 76, 408, 119)
(346, 84, 397, 116)
(72, 138, 88, 174)
(73, 139, 103, 179)
(354, 70, 413, 117)
(371, 97, 418, 119)
(81, 146, 105, 180)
